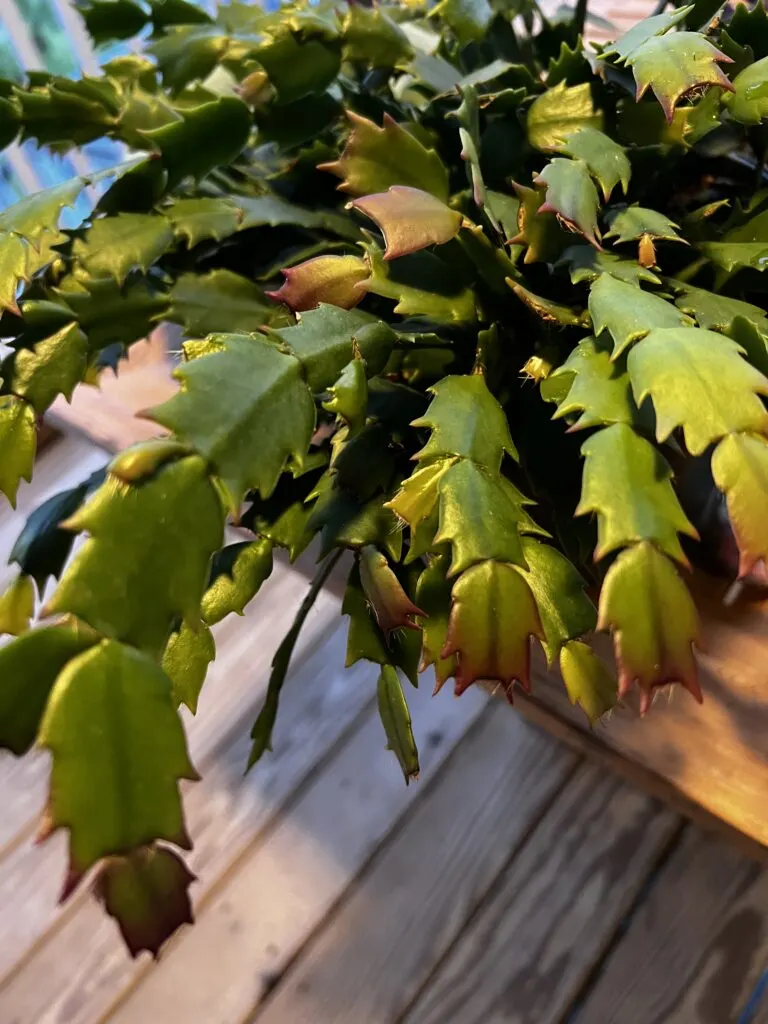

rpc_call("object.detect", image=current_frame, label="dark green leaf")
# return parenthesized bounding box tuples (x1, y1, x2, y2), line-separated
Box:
(377, 664, 419, 783)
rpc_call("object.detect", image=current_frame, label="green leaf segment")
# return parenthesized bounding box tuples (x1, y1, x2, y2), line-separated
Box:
(1, 0, 767, 957)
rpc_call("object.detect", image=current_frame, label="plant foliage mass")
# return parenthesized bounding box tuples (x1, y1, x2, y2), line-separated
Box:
(1, 0, 768, 955)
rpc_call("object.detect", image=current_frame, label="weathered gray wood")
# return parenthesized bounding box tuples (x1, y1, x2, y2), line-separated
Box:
(575, 826, 768, 1023)
(99, 683, 492, 1024)
(400, 765, 679, 1024)
(242, 707, 578, 1024)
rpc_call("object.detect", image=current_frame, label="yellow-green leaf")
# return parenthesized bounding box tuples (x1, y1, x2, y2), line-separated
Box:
(577, 423, 697, 563)
(162, 621, 216, 714)
(559, 639, 617, 724)
(711, 432, 768, 579)
(628, 327, 768, 455)
(597, 541, 701, 713)
(0, 573, 35, 636)
(526, 81, 602, 152)
(46, 456, 224, 656)
(0, 395, 36, 506)
(38, 639, 198, 888)
(320, 111, 449, 200)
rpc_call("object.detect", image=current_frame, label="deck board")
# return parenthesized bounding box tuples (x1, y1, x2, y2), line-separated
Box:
(574, 827, 768, 1024)
(250, 709, 578, 1024)
(399, 767, 680, 1024)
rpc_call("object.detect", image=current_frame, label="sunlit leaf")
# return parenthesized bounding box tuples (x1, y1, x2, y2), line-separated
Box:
(711, 432, 768, 579)
(320, 111, 449, 199)
(38, 639, 198, 891)
(597, 541, 701, 713)
(442, 559, 543, 697)
(267, 255, 368, 312)
(47, 456, 224, 656)
(526, 81, 602, 152)
(349, 187, 463, 259)
(577, 423, 697, 563)
(628, 327, 768, 455)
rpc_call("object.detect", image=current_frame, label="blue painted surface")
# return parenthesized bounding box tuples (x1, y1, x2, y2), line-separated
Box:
(739, 967, 768, 1024)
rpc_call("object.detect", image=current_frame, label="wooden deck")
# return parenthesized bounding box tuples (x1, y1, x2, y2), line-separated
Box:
(1, 433, 768, 1024)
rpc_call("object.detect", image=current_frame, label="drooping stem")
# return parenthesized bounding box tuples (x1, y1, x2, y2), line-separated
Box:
(247, 547, 344, 768)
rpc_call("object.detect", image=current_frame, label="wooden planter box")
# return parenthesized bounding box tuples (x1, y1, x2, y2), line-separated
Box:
(509, 575, 768, 859)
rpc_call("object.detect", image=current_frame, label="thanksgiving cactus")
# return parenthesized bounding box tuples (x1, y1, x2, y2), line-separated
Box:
(1, 0, 768, 955)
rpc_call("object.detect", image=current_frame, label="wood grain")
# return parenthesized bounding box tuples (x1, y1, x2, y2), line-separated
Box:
(101, 682, 493, 1024)
(575, 827, 768, 1024)
(248, 708, 578, 1024)
(400, 766, 678, 1024)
